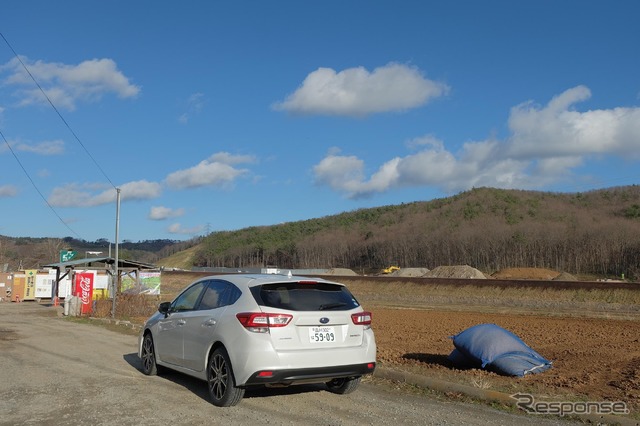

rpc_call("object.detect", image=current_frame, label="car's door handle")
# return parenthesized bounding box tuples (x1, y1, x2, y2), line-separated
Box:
(177, 320, 186, 326)
(203, 319, 216, 327)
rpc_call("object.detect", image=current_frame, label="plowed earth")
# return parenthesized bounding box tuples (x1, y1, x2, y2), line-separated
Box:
(371, 307, 639, 413)
(157, 270, 640, 415)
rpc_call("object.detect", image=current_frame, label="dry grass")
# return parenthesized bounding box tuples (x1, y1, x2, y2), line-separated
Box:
(155, 245, 200, 270)
(93, 294, 160, 322)
(91, 276, 640, 323)
(345, 279, 640, 319)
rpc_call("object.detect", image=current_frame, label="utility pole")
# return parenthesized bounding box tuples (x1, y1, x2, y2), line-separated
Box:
(111, 188, 121, 318)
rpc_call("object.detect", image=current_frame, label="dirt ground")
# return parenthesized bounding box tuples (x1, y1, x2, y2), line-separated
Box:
(369, 307, 639, 414)
(331, 267, 639, 416)
(151, 270, 640, 416)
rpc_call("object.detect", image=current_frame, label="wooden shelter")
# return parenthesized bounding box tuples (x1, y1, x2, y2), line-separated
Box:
(43, 257, 157, 299)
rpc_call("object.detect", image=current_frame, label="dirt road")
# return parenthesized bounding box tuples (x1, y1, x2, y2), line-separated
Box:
(0, 303, 575, 426)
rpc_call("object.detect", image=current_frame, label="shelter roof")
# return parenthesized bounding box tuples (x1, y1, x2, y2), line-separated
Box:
(43, 257, 156, 270)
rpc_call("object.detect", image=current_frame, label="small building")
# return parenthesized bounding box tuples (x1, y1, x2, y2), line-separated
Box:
(42, 256, 158, 300)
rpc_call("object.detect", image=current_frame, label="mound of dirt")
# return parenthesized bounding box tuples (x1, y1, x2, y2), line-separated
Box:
(390, 268, 430, 277)
(492, 267, 560, 280)
(323, 268, 359, 276)
(553, 271, 578, 281)
(424, 265, 486, 279)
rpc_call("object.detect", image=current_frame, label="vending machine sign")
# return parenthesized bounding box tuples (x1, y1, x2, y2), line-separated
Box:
(74, 272, 94, 315)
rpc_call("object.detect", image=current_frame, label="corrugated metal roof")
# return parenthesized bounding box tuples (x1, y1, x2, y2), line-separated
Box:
(43, 257, 157, 270)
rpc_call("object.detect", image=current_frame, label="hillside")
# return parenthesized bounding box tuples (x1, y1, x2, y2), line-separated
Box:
(155, 244, 201, 270)
(191, 186, 640, 279)
(0, 236, 199, 272)
(3, 186, 640, 279)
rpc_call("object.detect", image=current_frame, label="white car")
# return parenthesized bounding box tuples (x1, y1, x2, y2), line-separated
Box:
(138, 273, 376, 406)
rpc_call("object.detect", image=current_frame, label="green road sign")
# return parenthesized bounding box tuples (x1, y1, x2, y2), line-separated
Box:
(60, 250, 77, 262)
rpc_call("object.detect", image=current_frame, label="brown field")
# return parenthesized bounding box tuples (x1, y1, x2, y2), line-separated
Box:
(346, 279, 640, 416)
(139, 271, 640, 415)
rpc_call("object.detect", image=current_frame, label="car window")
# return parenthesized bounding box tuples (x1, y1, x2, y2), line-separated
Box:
(252, 282, 360, 311)
(220, 282, 242, 307)
(172, 281, 206, 312)
(198, 280, 242, 311)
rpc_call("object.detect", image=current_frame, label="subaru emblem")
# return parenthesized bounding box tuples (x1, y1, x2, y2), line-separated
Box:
(319, 317, 330, 324)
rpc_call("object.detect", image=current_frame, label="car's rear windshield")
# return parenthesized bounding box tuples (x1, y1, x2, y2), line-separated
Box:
(251, 282, 360, 311)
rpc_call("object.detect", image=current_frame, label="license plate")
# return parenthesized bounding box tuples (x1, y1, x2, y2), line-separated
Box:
(309, 326, 335, 343)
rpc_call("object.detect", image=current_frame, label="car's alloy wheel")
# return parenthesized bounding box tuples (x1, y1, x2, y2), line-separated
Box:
(326, 376, 362, 394)
(141, 333, 159, 376)
(207, 347, 245, 407)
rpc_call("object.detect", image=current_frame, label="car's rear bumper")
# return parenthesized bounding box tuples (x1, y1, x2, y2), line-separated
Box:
(243, 362, 376, 386)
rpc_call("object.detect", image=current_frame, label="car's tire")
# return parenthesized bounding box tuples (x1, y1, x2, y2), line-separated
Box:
(207, 347, 245, 407)
(141, 333, 161, 376)
(326, 376, 362, 394)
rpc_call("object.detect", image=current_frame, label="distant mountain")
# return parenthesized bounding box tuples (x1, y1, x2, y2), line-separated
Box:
(4, 186, 640, 280)
(0, 236, 200, 272)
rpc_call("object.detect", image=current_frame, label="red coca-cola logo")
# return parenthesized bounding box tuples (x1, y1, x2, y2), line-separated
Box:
(80, 276, 91, 306)
(75, 273, 94, 314)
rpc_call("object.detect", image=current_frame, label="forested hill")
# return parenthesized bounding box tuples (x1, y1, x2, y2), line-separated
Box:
(3, 186, 640, 279)
(191, 186, 640, 279)
(0, 236, 199, 272)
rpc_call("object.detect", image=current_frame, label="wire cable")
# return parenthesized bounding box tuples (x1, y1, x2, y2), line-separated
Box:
(0, 31, 116, 190)
(0, 129, 83, 239)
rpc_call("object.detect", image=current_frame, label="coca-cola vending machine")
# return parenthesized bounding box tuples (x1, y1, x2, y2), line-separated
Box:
(74, 272, 94, 315)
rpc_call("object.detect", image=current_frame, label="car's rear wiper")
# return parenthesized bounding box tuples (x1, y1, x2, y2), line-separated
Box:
(319, 302, 347, 310)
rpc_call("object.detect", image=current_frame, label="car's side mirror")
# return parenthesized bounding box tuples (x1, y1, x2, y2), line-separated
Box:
(158, 301, 172, 317)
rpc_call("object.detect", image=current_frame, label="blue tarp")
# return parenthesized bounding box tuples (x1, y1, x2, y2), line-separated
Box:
(449, 323, 552, 377)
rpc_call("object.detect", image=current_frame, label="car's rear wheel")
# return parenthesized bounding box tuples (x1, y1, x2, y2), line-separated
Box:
(326, 376, 362, 394)
(141, 333, 161, 376)
(207, 347, 245, 407)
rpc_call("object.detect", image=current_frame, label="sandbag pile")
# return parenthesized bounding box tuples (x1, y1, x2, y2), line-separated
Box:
(448, 323, 552, 377)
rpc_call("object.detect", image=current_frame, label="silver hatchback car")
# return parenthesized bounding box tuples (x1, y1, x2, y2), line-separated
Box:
(138, 273, 376, 406)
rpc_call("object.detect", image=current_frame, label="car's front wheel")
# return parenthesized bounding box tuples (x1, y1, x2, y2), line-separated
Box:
(141, 333, 161, 376)
(326, 376, 362, 394)
(207, 347, 245, 407)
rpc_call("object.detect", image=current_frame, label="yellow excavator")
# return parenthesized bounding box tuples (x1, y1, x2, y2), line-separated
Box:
(381, 265, 400, 274)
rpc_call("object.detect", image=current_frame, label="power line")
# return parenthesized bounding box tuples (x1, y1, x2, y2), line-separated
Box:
(0, 129, 83, 239)
(0, 31, 116, 190)
(1, 30, 121, 242)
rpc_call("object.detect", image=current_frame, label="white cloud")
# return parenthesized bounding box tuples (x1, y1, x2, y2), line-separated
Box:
(209, 152, 255, 165)
(48, 180, 161, 207)
(167, 223, 204, 235)
(178, 92, 205, 124)
(313, 151, 367, 193)
(273, 63, 449, 117)
(149, 206, 186, 220)
(0, 184, 18, 197)
(165, 152, 255, 190)
(406, 134, 444, 151)
(13, 139, 65, 155)
(312, 86, 640, 198)
(508, 85, 640, 159)
(1, 56, 140, 110)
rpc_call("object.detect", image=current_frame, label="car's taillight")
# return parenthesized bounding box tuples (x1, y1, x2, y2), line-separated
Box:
(236, 312, 293, 333)
(351, 311, 372, 327)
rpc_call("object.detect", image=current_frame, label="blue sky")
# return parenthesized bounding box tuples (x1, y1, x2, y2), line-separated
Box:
(1, 1, 639, 242)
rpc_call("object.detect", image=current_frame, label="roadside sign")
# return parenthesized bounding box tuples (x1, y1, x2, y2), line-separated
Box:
(60, 250, 77, 262)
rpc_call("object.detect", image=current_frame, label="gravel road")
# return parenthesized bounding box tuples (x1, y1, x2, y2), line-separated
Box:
(0, 302, 574, 426)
